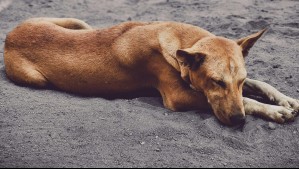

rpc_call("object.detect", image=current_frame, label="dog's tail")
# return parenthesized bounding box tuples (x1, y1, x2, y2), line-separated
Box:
(25, 17, 93, 30)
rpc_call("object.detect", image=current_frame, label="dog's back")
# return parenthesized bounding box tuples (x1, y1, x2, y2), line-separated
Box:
(4, 18, 152, 95)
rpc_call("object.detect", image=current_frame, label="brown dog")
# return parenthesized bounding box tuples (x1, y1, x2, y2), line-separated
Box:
(4, 18, 299, 125)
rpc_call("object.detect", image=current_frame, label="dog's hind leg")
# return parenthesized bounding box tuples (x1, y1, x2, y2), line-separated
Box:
(4, 52, 49, 88)
(243, 97, 296, 123)
(243, 78, 299, 113)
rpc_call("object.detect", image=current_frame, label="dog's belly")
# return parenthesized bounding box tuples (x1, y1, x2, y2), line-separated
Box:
(33, 54, 147, 96)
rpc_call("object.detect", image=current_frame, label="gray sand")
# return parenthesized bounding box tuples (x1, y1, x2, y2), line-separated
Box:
(0, 0, 298, 167)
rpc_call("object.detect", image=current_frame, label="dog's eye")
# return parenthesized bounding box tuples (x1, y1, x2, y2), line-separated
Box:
(214, 80, 226, 88)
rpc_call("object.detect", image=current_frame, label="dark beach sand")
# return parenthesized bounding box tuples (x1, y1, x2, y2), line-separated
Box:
(0, 0, 298, 167)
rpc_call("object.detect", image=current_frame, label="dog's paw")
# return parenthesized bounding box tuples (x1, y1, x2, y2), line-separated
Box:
(275, 96, 299, 115)
(266, 105, 296, 124)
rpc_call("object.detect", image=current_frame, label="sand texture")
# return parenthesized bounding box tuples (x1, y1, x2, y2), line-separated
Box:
(0, 0, 298, 167)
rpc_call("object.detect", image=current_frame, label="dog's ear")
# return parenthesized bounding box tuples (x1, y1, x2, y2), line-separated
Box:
(237, 28, 267, 57)
(176, 49, 206, 70)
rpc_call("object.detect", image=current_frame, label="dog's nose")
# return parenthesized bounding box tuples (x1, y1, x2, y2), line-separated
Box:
(230, 114, 246, 125)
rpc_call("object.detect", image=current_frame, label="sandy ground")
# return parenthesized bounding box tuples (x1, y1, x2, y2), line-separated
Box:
(0, 0, 298, 167)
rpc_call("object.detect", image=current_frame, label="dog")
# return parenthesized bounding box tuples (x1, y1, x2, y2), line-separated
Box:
(4, 18, 299, 125)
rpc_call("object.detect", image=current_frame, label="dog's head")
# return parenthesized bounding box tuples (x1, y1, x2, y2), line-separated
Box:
(176, 29, 267, 125)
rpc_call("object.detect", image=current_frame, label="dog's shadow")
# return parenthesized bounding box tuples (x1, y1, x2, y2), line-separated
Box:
(0, 65, 163, 100)
(1, 66, 212, 117)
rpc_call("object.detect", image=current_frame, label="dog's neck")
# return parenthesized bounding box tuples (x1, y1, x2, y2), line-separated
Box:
(163, 53, 194, 87)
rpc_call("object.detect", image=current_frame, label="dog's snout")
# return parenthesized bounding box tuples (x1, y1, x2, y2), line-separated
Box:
(230, 114, 246, 125)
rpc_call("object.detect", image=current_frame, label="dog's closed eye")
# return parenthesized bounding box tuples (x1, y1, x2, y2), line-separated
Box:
(213, 79, 226, 88)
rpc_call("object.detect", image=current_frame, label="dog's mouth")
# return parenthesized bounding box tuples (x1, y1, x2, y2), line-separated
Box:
(189, 83, 246, 126)
(213, 110, 231, 125)
(209, 101, 246, 126)
(215, 111, 246, 126)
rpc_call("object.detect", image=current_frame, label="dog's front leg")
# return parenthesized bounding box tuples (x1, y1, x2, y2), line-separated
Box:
(243, 97, 297, 123)
(244, 78, 299, 112)
(158, 81, 210, 112)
